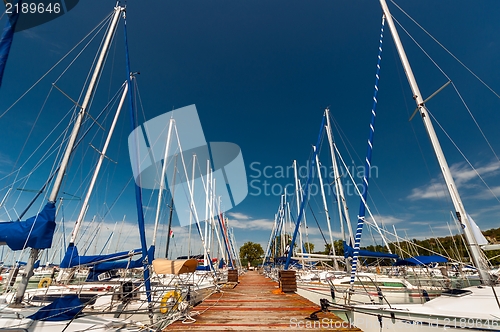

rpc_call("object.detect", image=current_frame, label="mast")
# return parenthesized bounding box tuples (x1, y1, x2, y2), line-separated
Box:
(314, 145, 339, 270)
(379, 0, 492, 285)
(285, 115, 326, 269)
(204, 159, 212, 265)
(325, 108, 354, 245)
(123, 7, 154, 322)
(13, 6, 124, 305)
(293, 161, 304, 264)
(69, 82, 128, 245)
(349, 16, 385, 287)
(165, 156, 177, 259)
(152, 118, 174, 249)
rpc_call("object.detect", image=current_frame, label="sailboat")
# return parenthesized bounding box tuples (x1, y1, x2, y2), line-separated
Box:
(0, 4, 159, 331)
(287, 109, 460, 307)
(329, 0, 500, 331)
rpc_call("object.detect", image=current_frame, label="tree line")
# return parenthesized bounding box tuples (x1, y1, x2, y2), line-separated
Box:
(240, 227, 500, 267)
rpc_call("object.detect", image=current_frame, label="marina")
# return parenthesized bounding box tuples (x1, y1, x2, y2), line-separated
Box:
(0, 0, 498, 331)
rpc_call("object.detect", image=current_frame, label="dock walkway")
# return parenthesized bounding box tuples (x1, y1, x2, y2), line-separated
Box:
(166, 270, 362, 331)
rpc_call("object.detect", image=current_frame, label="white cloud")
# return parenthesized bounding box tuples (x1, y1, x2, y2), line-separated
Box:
(366, 214, 405, 226)
(451, 161, 500, 187)
(407, 179, 448, 201)
(226, 212, 275, 231)
(407, 160, 500, 201)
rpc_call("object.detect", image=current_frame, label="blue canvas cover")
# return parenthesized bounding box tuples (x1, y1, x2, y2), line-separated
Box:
(343, 241, 399, 259)
(393, 255, 448, 266)
(27, 295, 83, 321)
(0, 202, 56, 250)
(0, 0, 22, 87)
(85, 246, 154, 281)
(60, 243, 141, 268)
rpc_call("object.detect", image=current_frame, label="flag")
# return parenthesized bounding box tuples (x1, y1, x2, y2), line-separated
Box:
(0, 0, 22, 88)
(169, 229, 174, 238)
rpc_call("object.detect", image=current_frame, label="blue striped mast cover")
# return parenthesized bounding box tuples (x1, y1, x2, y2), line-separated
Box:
(349, 17, 385, 286)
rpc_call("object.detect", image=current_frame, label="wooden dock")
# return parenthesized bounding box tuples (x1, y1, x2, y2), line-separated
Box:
(166, 270, 362, 331)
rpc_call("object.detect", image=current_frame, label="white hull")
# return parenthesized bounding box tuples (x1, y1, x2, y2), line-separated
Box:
(297, 283, 437, 306)
(330, 285, 500, 332)
(0, 303, 146, 332)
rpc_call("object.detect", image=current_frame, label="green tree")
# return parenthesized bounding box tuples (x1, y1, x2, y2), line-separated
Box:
(240, 241, 264, 266)
(324, 240, 344, 256)
(303, 242, 314, 253)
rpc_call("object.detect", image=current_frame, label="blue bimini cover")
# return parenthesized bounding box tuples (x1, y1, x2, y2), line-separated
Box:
(60, 243, 142, 268)
(393, 255, 448, 266)
(0, 202, 56, 251)
(85, 246, 154, 281)
(27, 295, 83, 321)
(343, 241, 399, 260)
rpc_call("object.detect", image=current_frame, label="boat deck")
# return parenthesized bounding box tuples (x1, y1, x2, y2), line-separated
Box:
(166, 270, 362, 331)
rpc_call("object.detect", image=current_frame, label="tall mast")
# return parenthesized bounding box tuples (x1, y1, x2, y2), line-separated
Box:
(349, 16, 385, 287)
(69, 82, 128, 245)
(379, 0, 492, 284)
(13, 6, 124, 305)
(325, 108, 354, 245)
(152, 118, 174, 248)
(314, 145, 339, 270)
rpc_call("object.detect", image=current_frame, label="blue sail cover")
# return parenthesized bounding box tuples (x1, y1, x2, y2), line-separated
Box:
(343, 241, 399, 260)
(0, 0, 22, 88)
(0, 202, 56, 250)
(27, 295, 83, 321)
(85, 246, 154, 281)
(393, 255, 448, 266)
(60, 243, 142, 268)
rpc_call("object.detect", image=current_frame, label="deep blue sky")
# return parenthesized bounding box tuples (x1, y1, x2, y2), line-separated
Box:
(1, 1, 500, 262)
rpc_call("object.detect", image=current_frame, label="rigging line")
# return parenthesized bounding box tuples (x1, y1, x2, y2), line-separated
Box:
(5, 86, 126, 226)
(389, 0, 500, 99)
(389, 35, 450, 219)
(363, 219, 466, 266)
(426, 109, 500, 205)
(0, 11, 114, 119)
(330, 114, 363, 175)
(392, 17, 500, 164)
(54, 13, 112, 90)
(11, 111, 73, 211)
(449, 81, 500, 163)
(0, 105, 74, 192)
(7, 86, 56, 188)
(307, 201, 329, 248)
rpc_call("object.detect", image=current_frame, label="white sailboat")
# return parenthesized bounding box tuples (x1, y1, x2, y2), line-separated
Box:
(330, 0, 500, 331)
(0, 4, 155, 331)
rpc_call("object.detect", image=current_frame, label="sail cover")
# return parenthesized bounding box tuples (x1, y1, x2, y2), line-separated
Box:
(343, 241, 399, 259)
(27, 295, 83, 321)
(0, 202, 56, 250)
(60, 243, 141, 268)
(0, 0, 22, 88)
(393, 255, 448, 266)
(85, 246, 155, 281)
